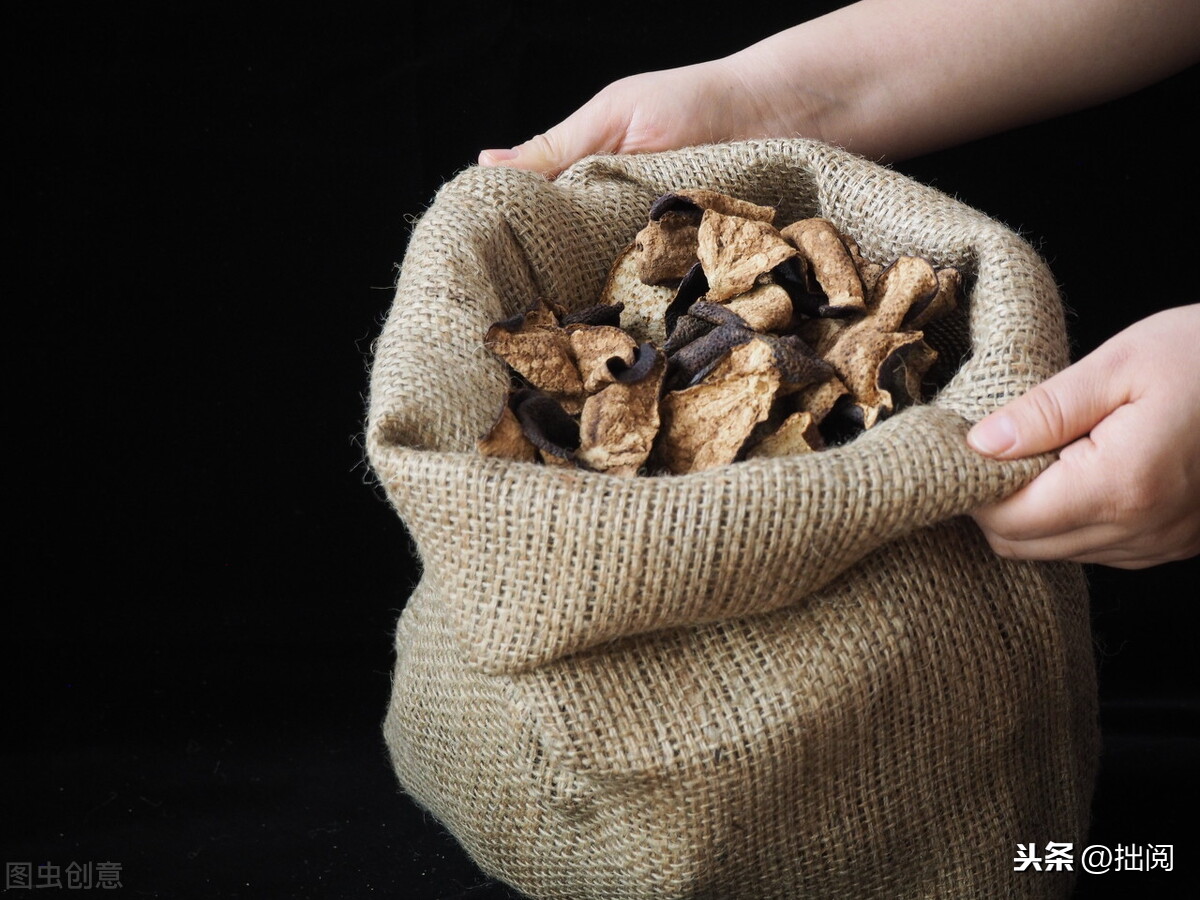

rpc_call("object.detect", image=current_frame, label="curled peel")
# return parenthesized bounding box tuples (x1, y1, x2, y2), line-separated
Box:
(484, 299, 585, 412)
(577, 345, 666, 476)
(479, 190, 970, 472)
(780, 218, 867, 316)
(697, 210, 798, 302)
(655, 339, 783, 474)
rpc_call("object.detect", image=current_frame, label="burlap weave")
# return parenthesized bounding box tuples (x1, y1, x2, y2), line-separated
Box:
(366, 139, 1099, 899)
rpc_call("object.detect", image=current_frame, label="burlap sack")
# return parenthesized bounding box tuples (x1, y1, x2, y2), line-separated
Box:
(366, 139, 1099, 899)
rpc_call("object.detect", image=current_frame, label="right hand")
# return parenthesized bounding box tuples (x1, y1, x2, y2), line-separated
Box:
(477, 57, 799, 178)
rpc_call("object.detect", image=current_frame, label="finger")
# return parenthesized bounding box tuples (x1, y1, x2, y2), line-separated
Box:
(966, 342, 1131, 459)
(1067, 549, 1177, 569)
(479, 97, 625, 177)
(477, 147, 519, 166)
(972, 459, 1183, 567)
(976, 519, 1122, 561)
(972, 439, 1111, 538)
(977, 522, 1171, 568)
(477, 130, 595, 177)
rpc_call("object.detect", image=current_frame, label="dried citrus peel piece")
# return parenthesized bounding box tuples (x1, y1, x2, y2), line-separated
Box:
(477, 398, 540, 463)
(484, 300, 585, 412)
(568, 324, 639, 393)
(577, 345, 666, 476)
(600, 243, 675, 345)
(745, 410, 819, 458)
(655, 339, 783, 474)
(697, 210, 798, 303)
(780, 218, 867, 317)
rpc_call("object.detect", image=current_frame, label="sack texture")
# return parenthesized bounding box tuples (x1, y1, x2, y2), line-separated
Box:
(367, 139, 1099, 899)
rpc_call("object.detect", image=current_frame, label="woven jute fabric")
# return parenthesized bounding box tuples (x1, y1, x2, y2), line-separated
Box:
(366, 139, 1099, 899)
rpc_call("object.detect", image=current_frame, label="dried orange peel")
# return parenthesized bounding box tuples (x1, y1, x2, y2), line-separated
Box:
(478, 191, 963, 475)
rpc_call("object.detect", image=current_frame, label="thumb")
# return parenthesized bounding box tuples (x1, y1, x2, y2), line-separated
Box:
(479, 100, 621, 177)
(478, 129, 593, 178)
(966, 350, 1127, 459)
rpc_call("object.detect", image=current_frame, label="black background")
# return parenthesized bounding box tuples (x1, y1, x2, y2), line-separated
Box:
(9, 2, 1198, 897)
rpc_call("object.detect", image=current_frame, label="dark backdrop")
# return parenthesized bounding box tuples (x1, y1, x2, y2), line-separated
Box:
(10, 3, 1197, 897)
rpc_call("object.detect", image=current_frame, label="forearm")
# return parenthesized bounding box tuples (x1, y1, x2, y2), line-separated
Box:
(725, 0, 1200, 161)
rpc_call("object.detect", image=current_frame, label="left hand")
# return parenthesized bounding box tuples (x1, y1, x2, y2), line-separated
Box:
(967, 304, 1200, 569)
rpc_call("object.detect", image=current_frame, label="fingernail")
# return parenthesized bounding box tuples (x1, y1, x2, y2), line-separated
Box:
(968, 414, 1017, 456)
(479, 148, 519, 165)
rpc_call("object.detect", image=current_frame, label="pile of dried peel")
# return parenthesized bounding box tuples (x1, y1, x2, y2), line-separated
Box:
(479, 189, 962, 476)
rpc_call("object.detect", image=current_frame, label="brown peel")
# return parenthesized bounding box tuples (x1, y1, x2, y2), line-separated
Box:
(697, 210, 797, 302)
(780, 218, 867, 316)
(600, 243, 675, 345)
(650, 189, 777, 224)
(477, 401, 539, 463)
(808, 255, 944, 428)
(665, 322, 755, 391)
(759, 333, 836, 394)
(844, 234, 884, 297)
(724, 283, 794, 333)
(511, 389, 581, 462)
(870, 256, 940, 331)
(576, 347, 667, 476)
(655, 339, 782, 474)
(746, 410, 819, 458)
(484, 302, 585, 412)
(481, 191, 964, 474)
(904, 266, 962, 329)
(634, 212, 700, 286)
(879, 337, 939, 408)
(825, 328, 934, 429)
(562, 301, 625, 328)
(568, 324, 639, 393)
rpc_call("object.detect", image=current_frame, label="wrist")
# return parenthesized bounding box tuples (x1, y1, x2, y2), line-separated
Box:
(718, 18, 887, 157)
(717, 41, 837, 147)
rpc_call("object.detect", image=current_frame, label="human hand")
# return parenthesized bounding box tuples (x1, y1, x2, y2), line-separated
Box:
(477, 1, 1200, 178)
(477, 55, 805, 178)
(967, 304, 1200, 569)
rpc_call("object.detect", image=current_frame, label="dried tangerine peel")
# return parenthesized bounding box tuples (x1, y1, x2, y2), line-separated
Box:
(511, 389, 581, 465)
(576, 347, 667, 476)
(664, 322, 755, 391)
(480, 190, 970, 473)
(600, 243, 674, 345)
(797, 317, 847, 358)
(634, 189, 778, 293)
(651, 189, 778, 225)
(870, 256, 941, 331)
(562, 302, 624, 328)
(759, 332, 834, 394)
(655, 338, 782, 474)
(780, 218, 867, 316)
(697, 210, 798, 302)
(724, 283, 794, 333)
(634, 213, 700, 286)
(484, 299, 585, 412)
(819, 256, 941, 429)
(477, 401, 539, 463)
(745, 410, 819, 458)
(881, 339, 939, 408)
(567, 324, 639, 393)
(904, 265, 962, 329)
